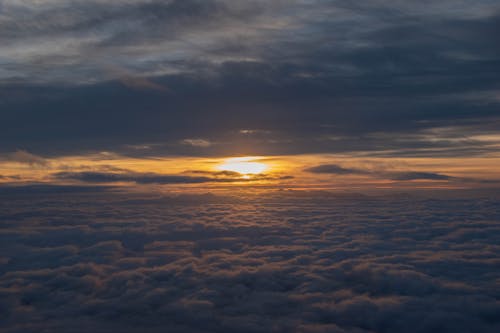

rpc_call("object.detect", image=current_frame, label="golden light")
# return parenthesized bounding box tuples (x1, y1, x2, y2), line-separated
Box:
(216, 157, 268, 175)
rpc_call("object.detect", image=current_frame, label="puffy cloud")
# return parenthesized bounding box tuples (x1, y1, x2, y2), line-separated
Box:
(1, 188, 499, 332)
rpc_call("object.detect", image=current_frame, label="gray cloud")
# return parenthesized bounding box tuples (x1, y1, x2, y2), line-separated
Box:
(304, 164, 367, 175)
(1, 188, 499, 332)
(55, 171, 217, 184)
(304, 164, 453, 181)
(390, 171, 452, 181)
(1, 1, 500, 157)
(53, 170, 291, 184)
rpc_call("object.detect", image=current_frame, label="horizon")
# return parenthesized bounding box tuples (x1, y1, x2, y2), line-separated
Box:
(1, 1, 500, 332)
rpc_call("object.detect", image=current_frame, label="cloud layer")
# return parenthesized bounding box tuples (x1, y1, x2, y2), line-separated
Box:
(1, 0, 500, 157)
(1, 188, 499, 332)
(53, 170, 290, 184)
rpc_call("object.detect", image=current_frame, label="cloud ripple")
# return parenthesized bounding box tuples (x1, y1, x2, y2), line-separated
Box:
(1, 189, 499, 332)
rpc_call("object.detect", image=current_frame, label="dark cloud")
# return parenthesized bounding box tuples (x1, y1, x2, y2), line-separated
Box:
(304, 164, 452, 181)
(1, 1, 500, 157)
(55, 171, 217, 184)
(390, 171, 452, 181)
(1, 189, 500, 332)
(53, 170, 291, 184)
(304, 164, 366, 175)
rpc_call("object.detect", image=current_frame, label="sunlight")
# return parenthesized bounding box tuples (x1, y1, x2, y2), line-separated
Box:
(216, 157, 268, 175)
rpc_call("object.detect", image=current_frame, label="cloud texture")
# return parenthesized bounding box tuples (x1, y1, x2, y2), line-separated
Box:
(1, 188, 499, 332)
(1, 0, 500, 157)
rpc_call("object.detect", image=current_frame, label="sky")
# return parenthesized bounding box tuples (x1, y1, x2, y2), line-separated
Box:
(1, 0, 500, 191)
(2, 2, 500, 332)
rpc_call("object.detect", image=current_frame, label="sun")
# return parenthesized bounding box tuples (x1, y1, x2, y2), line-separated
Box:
(216, 157, 268, 175)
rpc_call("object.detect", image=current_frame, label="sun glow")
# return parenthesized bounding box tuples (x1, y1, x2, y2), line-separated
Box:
(216, 157, 268, 175)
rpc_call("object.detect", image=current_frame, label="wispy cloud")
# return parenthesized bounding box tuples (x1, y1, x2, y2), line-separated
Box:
(6, 150, 50, 167)
(304, 163, 453, 181)
(53, 170, 291, 184)
(181, 139, 212, 148)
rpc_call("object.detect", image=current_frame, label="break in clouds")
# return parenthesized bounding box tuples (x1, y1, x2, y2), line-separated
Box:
(1, 188, 499, 332)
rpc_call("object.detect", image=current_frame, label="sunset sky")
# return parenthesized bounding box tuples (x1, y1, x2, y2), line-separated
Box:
(1, 0, 500, 192)
(1, 2, 500, 333)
